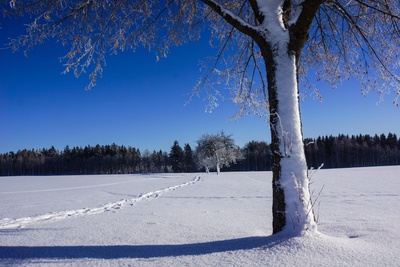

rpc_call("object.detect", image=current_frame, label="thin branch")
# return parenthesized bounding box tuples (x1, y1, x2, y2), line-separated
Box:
(333, 1, 400, 84)
(289, 0, 325, 53)
(200, 0, 259, 39)
(354, 0, 400, 20)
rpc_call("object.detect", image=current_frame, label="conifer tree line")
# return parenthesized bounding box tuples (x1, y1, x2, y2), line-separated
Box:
(0, 133, 399, 176)
(304, 133, 400, 169)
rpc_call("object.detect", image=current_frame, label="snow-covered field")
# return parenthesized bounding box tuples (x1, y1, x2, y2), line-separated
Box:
(1, 166, 399, 266)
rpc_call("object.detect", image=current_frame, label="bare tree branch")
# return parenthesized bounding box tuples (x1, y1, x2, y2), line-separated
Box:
(200, 0, 259, 39)
(248, 0, 264, 25)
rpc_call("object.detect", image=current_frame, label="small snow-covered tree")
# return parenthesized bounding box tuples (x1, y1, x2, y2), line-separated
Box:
(196, 132, 243, 175)
(2, 0, 399, 235)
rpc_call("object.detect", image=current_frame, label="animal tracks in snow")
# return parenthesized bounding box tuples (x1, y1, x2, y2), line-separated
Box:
(0, 176, 202, 230)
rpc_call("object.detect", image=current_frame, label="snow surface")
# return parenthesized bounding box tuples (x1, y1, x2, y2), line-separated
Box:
(1, 166, 399, 266)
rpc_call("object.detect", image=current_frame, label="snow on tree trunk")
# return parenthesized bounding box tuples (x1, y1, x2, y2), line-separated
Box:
(199, 0, 321, 235)
(265, 41, 316, 235)
(246, 0, 317, 236)
(216, 154, 220, 175)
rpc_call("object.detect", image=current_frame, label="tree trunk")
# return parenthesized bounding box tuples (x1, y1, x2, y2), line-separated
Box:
(263, 42, 316, 235)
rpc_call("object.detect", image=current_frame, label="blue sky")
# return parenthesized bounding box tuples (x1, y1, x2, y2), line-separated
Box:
(1, 18, 399, 154)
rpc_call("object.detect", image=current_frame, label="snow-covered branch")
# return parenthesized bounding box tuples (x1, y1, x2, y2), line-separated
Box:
(200, 0, 259, 38)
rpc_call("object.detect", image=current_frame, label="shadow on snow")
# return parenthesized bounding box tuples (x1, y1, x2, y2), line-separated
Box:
(0, 235, 289, 260)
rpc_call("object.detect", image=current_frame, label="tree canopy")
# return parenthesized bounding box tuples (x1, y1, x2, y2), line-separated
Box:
(196, 131, 243, 175)
(2, 1, 399, 107)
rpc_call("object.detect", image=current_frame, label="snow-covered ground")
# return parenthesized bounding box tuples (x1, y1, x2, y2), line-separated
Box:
(1, 166, 399, 266)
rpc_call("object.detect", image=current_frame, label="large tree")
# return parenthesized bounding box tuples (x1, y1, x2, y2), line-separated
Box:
(2, 0, 399, 235)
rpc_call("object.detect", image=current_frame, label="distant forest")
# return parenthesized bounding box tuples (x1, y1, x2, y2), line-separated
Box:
(1, 133, 399, 176)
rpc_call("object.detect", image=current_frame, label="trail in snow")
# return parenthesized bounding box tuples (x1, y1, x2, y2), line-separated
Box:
(0, 176, 202, 230)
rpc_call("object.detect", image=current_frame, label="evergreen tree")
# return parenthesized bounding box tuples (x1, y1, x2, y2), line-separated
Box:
(183, 144, 197, 173)
(243, 141, 272, 171)
(169, 141, 184, 173)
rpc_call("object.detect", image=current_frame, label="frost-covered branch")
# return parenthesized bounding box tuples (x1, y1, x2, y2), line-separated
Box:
(3, 0, 205, 90)
(248, 0, 265, 25)
(289, 0, 325, 57)
(332, 0, 400, 85)
(302, 0, 400, 102)
(200, 0, 259, 38)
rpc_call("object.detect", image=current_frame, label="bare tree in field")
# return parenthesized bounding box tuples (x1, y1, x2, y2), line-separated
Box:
(2, 0, 399, 235)
(196, 131, 243, 175)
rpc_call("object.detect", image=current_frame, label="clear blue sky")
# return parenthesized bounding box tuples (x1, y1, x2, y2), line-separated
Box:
(1, 17, 399, 154)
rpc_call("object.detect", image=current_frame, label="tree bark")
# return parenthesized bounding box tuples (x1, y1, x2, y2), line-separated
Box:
(216, 162, 221, 175)
(262, 42, 316, 234)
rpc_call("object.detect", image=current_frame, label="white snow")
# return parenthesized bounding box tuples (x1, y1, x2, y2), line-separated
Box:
(252, 0, 316, 233)
(1, 166, 399, 266)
